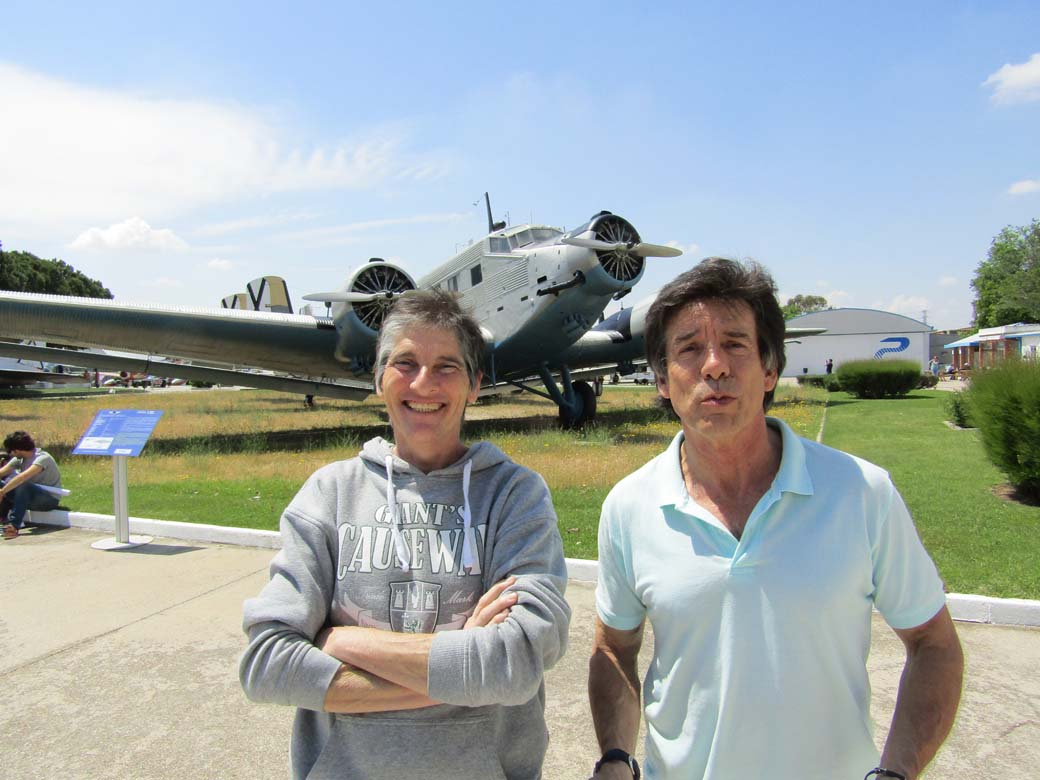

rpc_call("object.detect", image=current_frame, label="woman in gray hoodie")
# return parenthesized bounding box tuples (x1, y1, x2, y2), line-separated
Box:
(241, 289, 571, 779)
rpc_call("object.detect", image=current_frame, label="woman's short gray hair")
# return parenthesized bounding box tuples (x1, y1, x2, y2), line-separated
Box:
(373, 290, 486, 392)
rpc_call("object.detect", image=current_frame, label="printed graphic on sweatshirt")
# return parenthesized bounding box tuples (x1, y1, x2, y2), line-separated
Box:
(389, 581, 441, 633)
(332, 501, 487, 632)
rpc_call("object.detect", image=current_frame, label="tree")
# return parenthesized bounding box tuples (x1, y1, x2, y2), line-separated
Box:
(972, 219, 1040, 328)
(782, 294, 829, 320)
(0, 249, 112, 298)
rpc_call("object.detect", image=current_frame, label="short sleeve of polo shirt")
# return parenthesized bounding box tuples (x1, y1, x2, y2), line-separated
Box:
(595, 491, 646, 631)
(870, 486, 947, 630)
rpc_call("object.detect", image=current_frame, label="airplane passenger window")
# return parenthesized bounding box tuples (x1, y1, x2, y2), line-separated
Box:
(470, 265, 483, 286)
(446, 275, 459, 292)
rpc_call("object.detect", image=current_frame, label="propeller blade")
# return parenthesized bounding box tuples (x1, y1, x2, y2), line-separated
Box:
(631, 242, 683, 258)
(301, 290, 401, 303)
(560, 237, 620, 251)
(561, 237, 683, 258)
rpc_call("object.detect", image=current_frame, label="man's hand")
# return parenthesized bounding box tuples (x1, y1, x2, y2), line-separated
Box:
(464, 576, 518, 629)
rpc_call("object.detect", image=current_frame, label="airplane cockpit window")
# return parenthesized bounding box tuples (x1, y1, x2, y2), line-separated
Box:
(470, 265, 483, 286)
(530, 228, 561, 242)
(514, 229, 534, 247)
(488, 237, 510, 253)
(446, 275, 459, 292)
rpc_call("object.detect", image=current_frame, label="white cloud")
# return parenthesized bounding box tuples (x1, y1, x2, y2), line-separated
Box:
(983, 53, 1040, 104)
(274, 212, 469, 247)
(873, 294, 930, 319)
(146, 276, 184, 288)
(208, 258, 233, 271)
(939, 275, 958, 288)
(193, 210, 321, 238)
(665, 241, 700, 258)
(69, 217, 188, 251)
(0, 64, 449, 231)
(1009, 179, 1040, 195)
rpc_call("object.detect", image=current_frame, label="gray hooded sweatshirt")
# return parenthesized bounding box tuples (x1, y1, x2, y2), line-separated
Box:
(240, 437, 570, 779)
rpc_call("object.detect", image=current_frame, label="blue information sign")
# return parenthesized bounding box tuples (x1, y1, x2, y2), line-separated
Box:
(73, 410, 164, 457)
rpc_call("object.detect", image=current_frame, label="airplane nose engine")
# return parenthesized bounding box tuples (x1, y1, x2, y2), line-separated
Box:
(330, 259, 416, 372)
(585, 212, 645, 284)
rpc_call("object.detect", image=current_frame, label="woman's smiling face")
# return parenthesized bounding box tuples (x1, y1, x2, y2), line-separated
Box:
(377, 325, 480, 472)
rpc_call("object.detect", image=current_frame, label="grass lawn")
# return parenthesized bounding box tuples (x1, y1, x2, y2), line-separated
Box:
(821, 390, 1040, 599)
(9, 384, 825, 560)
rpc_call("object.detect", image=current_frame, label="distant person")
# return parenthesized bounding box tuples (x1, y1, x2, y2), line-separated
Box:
(825, 357, 834, 374)
(0, 431, 62, 540)
(240, 289, 570, 780)
(929, 356, 940, 377)
(588, 258, 962, 780)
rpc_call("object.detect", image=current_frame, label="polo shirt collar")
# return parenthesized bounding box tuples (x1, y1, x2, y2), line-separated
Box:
(654, 416, 814, 510)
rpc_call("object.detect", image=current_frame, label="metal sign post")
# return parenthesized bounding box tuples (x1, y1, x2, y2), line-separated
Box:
(72, 410, 163, 550)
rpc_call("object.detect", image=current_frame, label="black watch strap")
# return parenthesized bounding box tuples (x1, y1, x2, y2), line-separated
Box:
(864, 768, 907, 780)
(595, 748, 640, 779)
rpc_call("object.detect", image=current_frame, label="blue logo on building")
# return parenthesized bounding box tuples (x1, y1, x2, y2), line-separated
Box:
(874, 337, 910, 359)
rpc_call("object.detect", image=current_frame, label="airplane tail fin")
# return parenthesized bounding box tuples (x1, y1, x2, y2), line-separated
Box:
(247, 276, 293, 314)
(220, 276, 294, 313)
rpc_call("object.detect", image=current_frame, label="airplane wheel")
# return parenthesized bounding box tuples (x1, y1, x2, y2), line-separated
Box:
(558, 380, 598, 429)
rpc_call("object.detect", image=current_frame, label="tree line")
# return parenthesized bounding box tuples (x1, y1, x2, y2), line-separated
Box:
(0, 249, 112, 298)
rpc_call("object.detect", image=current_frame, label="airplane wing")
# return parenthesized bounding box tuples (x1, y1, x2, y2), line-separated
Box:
(0, 342, 372, 400)
(0, 291, 372, 400)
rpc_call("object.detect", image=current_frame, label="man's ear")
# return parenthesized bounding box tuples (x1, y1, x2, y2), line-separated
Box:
(764, 366, 778, 394)
(468, 371, 483, 403)
(655, 368, 670, 400)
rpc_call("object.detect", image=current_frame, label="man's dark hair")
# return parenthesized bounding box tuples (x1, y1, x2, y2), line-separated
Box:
(644, 257, 787, 411)
(374, 289, 486, 392)
(4, 431, 36, 452)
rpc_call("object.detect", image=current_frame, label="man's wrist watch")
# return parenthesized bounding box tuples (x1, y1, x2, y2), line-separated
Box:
(595, 748, 640, 778)
(864, 768, 907, 780)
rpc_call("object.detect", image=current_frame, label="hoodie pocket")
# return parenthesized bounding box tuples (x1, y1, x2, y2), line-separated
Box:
(305, 712, 507, 780)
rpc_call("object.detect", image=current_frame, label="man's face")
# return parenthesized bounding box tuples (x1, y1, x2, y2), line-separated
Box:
(656, 299, 777, 441)
(377, 326, 480, 466)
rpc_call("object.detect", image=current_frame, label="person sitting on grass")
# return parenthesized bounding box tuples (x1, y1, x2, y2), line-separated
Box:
(1, 431, 63, 540)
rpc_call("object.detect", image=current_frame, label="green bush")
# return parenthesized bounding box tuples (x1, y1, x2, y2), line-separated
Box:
(834, 359, 921, 398)
(945, 391, 974, 428)
(918, 373, 939, 388)
(796, 374, 842, 392)
(967, 359, 1040, 500)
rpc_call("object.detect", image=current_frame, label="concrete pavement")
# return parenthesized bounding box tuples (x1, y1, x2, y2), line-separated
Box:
(2, 526, 1038, 779)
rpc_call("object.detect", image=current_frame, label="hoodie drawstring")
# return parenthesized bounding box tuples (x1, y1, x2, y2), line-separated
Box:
(460, 459, 476, 572)
(385, 455, 410, 570)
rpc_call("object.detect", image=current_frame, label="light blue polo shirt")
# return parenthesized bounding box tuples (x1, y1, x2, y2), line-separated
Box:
(596, 418, 946, 780)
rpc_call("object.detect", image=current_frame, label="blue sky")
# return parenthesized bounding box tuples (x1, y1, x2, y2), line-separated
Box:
(2, 1, 1038, 329)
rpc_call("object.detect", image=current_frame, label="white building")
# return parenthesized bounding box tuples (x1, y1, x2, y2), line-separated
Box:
(783, 308, 931, 377)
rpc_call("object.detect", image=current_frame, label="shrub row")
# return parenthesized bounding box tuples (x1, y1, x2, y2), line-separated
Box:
(945, 392, 974, 428)
(795, 374, 842, 392)
(833, 360, 922, 398)
(966, 359, 1040, 500)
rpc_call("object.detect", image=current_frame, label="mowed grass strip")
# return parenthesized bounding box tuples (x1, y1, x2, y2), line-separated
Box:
(13, 384, 826, 559)
(821, 391, 1040, 600)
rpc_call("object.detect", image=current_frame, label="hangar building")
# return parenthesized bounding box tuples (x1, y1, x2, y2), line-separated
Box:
(783, 308, 931, 377)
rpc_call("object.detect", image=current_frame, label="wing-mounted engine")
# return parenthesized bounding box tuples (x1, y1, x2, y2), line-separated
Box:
(303, 259, 416, 374)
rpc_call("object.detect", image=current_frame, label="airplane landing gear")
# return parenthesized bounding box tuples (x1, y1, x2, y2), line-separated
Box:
(533, 364, 598, 429)
(557, 380, 597, 429)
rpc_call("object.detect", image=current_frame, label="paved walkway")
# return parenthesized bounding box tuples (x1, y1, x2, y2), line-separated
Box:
(2, 527, 1038, 779)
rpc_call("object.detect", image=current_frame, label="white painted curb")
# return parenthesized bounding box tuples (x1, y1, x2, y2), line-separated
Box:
(29, 510, 1040, 628)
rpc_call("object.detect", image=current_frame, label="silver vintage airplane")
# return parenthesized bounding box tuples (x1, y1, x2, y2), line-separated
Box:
(0, 201, 819, 426)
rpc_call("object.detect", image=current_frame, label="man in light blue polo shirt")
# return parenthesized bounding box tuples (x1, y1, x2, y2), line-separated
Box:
(587, 258, 963, 780)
